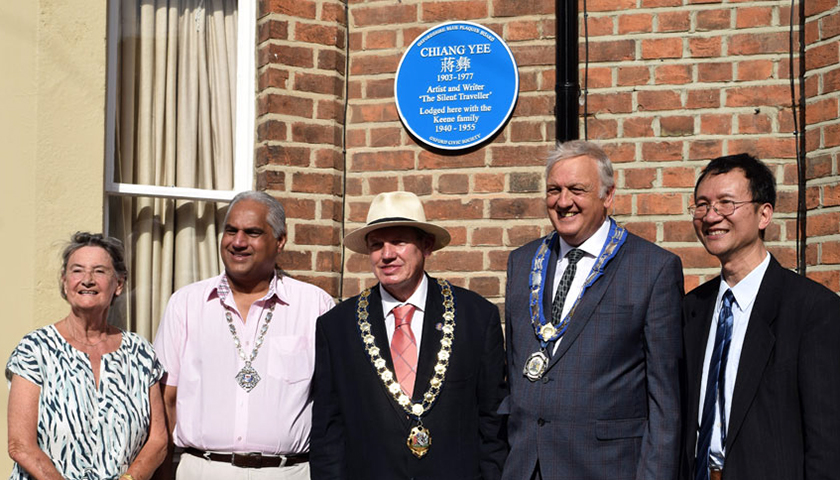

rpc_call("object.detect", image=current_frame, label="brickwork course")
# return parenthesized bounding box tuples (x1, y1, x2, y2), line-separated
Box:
(256, 0, 840, 306)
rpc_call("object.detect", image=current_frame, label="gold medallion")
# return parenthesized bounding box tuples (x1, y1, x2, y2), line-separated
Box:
(407, 424, 432, 458)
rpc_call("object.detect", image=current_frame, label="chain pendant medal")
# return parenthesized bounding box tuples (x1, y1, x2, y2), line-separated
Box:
(407, 422, 431, 458)
(236, 362, 261, 392)
(226, 303, 275, 392)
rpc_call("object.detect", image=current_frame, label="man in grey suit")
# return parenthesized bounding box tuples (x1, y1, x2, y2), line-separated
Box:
(502, 140, 684, 480)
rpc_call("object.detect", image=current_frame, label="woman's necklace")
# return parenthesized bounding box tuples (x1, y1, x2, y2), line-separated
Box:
(67, 316, 110, 348)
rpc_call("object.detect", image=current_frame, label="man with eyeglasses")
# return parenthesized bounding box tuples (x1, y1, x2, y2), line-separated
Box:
(680, 153, 840, 480)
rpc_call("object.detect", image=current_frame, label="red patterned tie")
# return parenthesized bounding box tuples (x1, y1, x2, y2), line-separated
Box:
(391, 304, 418, 397)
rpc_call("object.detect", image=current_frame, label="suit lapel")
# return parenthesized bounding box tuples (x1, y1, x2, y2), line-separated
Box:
(415, 276, 443, 400)
(547, 243, 625, 368)
(366, 286, 411, 428)
(725, 257, 779, 451)
(684, 279, 720, 437)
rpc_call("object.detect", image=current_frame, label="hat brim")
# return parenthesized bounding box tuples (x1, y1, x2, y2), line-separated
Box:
(343, 220, 451, 254)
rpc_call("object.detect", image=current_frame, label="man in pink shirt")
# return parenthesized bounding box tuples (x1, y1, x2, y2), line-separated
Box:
(153, 191, 334, 479)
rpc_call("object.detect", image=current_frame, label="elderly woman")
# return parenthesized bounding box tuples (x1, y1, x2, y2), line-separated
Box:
(6, 232, 166, 480)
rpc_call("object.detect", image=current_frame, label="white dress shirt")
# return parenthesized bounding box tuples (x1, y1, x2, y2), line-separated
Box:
(380, 274, 428, 349)
(697, 252, 770, 468)
(551, 218, 611, 354)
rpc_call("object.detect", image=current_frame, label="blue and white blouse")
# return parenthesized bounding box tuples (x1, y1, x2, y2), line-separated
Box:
(6, 325, 164, 480)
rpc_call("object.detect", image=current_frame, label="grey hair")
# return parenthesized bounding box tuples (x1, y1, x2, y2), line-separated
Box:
(224, 191, 287, 239)
(60, 232, 128, 301)
(545, 140, 615, 198)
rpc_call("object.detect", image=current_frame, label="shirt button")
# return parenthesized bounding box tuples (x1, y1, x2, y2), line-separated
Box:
(237, 436, 242, 441)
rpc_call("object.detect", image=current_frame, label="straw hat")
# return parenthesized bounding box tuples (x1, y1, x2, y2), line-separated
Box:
(343, 191, 451, 254)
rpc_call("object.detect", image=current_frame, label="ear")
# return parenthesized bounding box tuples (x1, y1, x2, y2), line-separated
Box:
(757, 203, 774, 231)
(276, 234, 287, 254)
(114, 276, 125, 298)
(602, 185, 616, 210)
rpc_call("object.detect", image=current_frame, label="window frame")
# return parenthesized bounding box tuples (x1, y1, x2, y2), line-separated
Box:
(103, 0, 256, 211)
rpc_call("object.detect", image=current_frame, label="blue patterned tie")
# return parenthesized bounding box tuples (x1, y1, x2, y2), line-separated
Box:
(551, 248, 585, 324)
(695, 289, 735, 480)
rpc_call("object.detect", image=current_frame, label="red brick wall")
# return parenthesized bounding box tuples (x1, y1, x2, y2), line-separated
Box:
(258, 0, 840, 301)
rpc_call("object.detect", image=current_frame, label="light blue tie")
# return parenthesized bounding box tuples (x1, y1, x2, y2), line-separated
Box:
(695, 289, 735, 480)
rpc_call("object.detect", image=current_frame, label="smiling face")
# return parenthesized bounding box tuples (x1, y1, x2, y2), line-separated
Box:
(693, 168, 772, 272)
(62, 246, 124, 313)
(546, 155, 614, 246)
(366, 226, 433, 302)
(220, 199, 286, 291)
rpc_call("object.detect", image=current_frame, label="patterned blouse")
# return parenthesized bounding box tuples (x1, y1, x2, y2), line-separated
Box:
(5, 325, 164, 480)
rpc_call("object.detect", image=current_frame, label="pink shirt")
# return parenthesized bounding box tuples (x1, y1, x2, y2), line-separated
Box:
(153, 273, 334, 455)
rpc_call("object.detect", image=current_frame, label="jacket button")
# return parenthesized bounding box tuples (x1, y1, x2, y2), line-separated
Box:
(541, 376, 550, 384)
(537, 418, 545, 426)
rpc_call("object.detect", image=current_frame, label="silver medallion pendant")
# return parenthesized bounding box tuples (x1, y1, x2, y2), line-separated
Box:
(236, 363, 261, 392)
(523, 350, 549, 382)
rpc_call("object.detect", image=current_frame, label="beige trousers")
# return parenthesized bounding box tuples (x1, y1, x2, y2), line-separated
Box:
(176, 452, 310, 480)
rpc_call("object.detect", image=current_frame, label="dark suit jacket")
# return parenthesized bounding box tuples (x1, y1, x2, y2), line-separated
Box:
(310, 275, 508, 480)
(680, 255, 840, 480)
(502, 230, 684, 480)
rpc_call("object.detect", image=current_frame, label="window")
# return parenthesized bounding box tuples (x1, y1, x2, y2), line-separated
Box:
(104, 0, 255, 338)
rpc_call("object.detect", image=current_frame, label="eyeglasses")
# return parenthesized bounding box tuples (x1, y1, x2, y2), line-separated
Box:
(688, 200, 757, 219)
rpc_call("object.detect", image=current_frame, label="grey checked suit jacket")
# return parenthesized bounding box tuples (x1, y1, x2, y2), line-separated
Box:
(502, 229, 684, 480)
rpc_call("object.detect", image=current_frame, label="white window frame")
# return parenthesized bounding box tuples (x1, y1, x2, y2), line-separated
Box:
(103, 0, 256, 212)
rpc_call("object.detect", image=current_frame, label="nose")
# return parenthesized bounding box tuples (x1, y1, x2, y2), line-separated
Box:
(81, 271, 96, 285)
(700, 204, 724, 222)
(554, 189, 573, 208)
(381, 242, 397, 260)
(231, 230, 248, 248)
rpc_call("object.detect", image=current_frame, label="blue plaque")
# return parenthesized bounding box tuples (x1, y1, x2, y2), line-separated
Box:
(395, 22, 519, 150)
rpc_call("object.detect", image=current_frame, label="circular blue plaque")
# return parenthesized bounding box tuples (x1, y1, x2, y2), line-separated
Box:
(395, 22, 519, 150)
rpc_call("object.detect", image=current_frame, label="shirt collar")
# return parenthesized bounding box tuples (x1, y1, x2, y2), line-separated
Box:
(380, 274, 429, 317)
(558, 217, 612, 260)
(718, 252, 771, 313)
(211, 271, 284, 305)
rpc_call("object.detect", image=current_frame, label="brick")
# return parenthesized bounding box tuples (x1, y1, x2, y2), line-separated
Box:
(402, 175, 433, 196)
(825, 69, 840, 95)
(351, 150, 415, 171)
(638, 90, 682, 111)
(510, 172, 543, 192)
(350, 53, 401, 75)
(508, 20, 541, 41)
(822, 12, 840, 40)
(438, 174, 470, 194)
(658, 11, 690, 32)
(688, 140, 723, 160)
(474, 173, 506, 193)
(767, 246, 797, 267)
(419, 150, 486, 169)
(604, 143, 637, 163)
(624, 222, 657, 242)
(805, 270, 839, 293)
(346, 129, 366, 148)
(472, 227, 504, 246)
(672, 246, 720, 269)
(654, 64, 692, 84)
(256, 170, 286, 191)
(321, 3, 346, 23)
(493, 0, 553, 16)
(689, 37, 722, 58)
(825, 184, 840, 206)
(259, 94, 314, 118)
(727, 137, 796, 159)
(700, 114, 732, 135)
(258, 67, 289, 90)
(642, 38, 683, 59)
(736, 60, 774, 81)
(366, 79, 394, 99)
(278, 250, 312, 271)
(507, 225, 544, 247)
(807, 43, 840, 70)
(315, 251, 341, 272)
(489, 198, 545, 219)
(369, 127, 401, 148)
(729, 32, 788, 55)
(350, 103, 398, 123)
(624, 168, 656, 189)
(588, 118, 619, 140)
(806, 155, 833, 180)
(587, 0, 636, 12)
(514, 94, 554, 116)
(291, 123, 341, 145)
(805, 0, 837, 17)
(642, 0, 681, 6)
(687, 89, 721, 109)
(737, 113, 772, 134)
(823, 124, 840, 148)
(806, 98, 838, 125)
(510, 121, 544, 142)
(491, 145, 550, 167)
(422, 1, 487, 21)
(489, 250, 510, 271)
(295, 23, 343, 47)
(316, 100, 344, 123)
(292, 172, 339, 194)
(352, 4, 416, 27)
(641, 142, 683, 161)
(587, 40, 636, 62)
(623, 117, 654, 137)
(468, 277, 501, 297)
(637, 192, 683, 214)
(426, 251, 483, 271)
(612, 194, 632, 215)
(726, 85, 790, 107)
(696, 9, 731, 31)
(618, 66, 651, 86)
(586, 16, 615, 37)
(283, 198, 317, 220)
(519, 71, 541, 92)
(365, 30, 397, 50)
(425, 200, 484, 220)
(261, 44, 314, 69)
(345, 178, 363, 197)
(258, 19, 288, 43)
(320, 199, 342, 222)
(512, 45, 555, 67)
(368, 176, 399, 194)
(447, 226, 468, 246)
(735, 6, 773, 28)
(262, 0, 316, 18)
(618, 13, 653, 34)
(823, 241, 840, 264)
(256, 145, 310, 167)
(295, 224, 339, 245)
(663, 220, 698, 242)
(258, 119, 287, 142)
(661, 115, 695, 137)
(697, 62, 732, 82)
(588, 92, 633, 114)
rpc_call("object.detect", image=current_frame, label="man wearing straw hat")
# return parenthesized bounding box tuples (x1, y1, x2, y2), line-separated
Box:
(310, 191, 508, 480)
